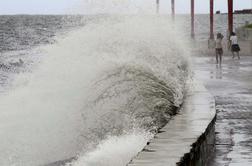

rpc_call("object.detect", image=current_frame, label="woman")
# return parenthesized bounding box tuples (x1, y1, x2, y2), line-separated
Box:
(215, 33, 223, 64)
(230, 32, 240, 59)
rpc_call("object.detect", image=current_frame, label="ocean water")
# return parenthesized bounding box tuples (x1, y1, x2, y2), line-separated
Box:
(0, 15, 189, 166)
(0, 14, 251, 166)
(0, 15, 88, 93)
(194, 14, 252, 41)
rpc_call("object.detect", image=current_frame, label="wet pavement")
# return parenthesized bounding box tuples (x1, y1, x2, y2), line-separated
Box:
(193, 56, 252, 166)
(127, 76, 216, 166)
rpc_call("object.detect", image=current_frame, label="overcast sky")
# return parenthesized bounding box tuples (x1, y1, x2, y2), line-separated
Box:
(0, 0, 251, 14)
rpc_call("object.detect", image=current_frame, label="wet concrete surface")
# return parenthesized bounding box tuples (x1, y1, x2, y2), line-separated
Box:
(193, 56, 252, 166)
(128, 79, 216, 166)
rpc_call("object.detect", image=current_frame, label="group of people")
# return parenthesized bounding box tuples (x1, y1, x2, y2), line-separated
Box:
(215, 32, 241, 65)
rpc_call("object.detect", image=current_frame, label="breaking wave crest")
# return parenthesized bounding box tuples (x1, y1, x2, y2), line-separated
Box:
(66, 16, 189, 166)
(0, 15, 189, 166)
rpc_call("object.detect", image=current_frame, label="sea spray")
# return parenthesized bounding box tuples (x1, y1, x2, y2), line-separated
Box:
(72, 0, 156, 14)
(69, 130, 153, 166)
(0, 15, 190, 166)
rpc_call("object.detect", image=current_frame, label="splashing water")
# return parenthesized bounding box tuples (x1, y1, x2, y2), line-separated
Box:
(69, 130, 153, 166)
(0, 15, 189, 166)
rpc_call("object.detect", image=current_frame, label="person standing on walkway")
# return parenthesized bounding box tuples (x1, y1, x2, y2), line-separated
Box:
(230, 32, 241, 59)
(215, 33, 224, 65)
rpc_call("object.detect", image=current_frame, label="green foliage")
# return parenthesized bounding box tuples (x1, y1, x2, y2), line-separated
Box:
(245, 24, 252, 29)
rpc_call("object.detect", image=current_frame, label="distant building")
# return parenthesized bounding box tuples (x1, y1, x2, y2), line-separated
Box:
(234, 9, 252, 14)
(216, 11, 221, 14)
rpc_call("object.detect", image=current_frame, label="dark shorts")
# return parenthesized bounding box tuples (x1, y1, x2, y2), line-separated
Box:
(216, 48, 223, 55)
(231, 44, 240, 52)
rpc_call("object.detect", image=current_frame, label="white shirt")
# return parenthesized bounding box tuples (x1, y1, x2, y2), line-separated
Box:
(230, 35, 238, 45)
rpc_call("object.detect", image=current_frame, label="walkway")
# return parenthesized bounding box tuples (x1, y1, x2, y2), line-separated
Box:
(194, 56, 252, 166)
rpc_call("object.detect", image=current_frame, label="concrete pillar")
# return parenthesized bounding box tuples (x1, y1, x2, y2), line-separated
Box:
(208, 0, 215, 48)
(191, 0, 195, 38)
(156, 0, 160, 14)
(228, 0, 233, 35)
(171, 0, 175, 19)
(210, 0, 214, 39)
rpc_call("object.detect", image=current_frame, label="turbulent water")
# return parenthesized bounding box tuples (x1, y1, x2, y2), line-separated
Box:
(0, 15, 189, 166)
(0, 14, 251, 166)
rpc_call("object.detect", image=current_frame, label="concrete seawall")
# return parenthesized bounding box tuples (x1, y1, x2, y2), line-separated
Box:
(127, 81, 216, 166)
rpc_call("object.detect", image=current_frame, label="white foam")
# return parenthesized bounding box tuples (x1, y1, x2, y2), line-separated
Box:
(70, 131, 152, 166)
(0, 15, 190, 166)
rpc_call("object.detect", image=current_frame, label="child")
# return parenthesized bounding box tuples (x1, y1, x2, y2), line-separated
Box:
(230, 32, 240, 59)
(215, 33, 223, 65)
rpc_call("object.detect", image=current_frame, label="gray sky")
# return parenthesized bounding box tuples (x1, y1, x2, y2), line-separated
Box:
(0, 0, 251, 14)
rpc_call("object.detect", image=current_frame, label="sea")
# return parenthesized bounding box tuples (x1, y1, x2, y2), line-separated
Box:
(0, 14, 251, 166)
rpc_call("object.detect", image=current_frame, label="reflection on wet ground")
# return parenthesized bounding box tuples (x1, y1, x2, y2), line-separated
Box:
(194, 56, 252, 166)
